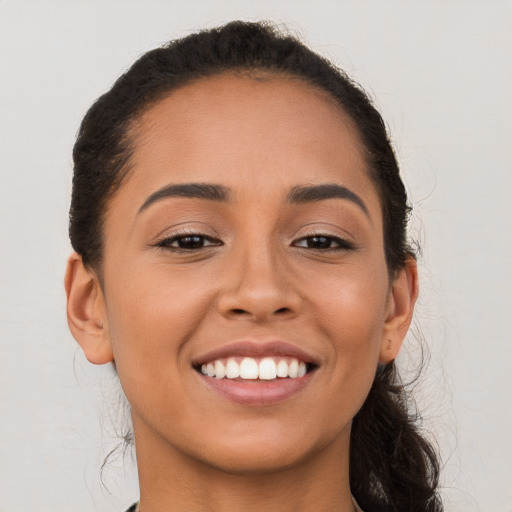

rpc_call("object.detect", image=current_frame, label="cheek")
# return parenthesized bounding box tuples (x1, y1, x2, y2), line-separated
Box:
(103, 263, 216, 378)
(101, 265, 219, 426)
(309, 261, 389, 386)
(311, 259, 389, 339)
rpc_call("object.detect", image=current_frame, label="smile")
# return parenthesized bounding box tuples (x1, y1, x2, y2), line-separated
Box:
(200, 356, 310, 380)
(194, 341, 318, 405)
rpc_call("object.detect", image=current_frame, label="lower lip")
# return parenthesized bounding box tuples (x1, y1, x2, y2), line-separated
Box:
(198, 373, 313, 405)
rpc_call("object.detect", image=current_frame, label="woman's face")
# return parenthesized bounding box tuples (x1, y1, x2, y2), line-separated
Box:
(92, 74, 405, 472)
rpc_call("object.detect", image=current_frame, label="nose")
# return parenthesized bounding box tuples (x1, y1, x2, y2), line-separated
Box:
(217, 245, 302, 323)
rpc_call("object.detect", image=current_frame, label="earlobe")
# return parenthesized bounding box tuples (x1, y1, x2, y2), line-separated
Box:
(379, 256, 419, 364)
(65, 252, 114, 365)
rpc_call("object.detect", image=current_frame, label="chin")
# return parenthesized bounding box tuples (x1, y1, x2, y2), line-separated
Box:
(182, 421, 349, 476)
(196, 444, 313, 476)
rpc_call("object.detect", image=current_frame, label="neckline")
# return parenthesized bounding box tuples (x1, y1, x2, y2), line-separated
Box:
(133, 497, 363, 512)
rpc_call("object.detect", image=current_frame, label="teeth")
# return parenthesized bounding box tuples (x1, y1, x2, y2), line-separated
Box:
(276, 359, 288, 378)
(225, 358, 240, 379)
(288, 359, 299, 378)
(258, 357, 277, 380)
(240, 357, 259, 379)
(199, 356, 310, 380)
(214, 360, 225, 379)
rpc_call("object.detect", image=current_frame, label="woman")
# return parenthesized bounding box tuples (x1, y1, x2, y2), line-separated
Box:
(65, 21, 442, 512)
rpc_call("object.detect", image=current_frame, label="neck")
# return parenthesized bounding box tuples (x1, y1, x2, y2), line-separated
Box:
(133, 415, 355, 512)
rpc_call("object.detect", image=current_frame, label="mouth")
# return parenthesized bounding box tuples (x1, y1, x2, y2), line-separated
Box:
(192, 341, 318, 405)
(196, 356, 316, 381)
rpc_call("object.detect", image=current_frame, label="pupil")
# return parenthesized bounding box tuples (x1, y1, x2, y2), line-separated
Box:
(308, 236, 330, 249)
(179, 236, 203, 248)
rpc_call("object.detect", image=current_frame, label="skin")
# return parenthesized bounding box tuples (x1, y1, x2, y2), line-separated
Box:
(66, 74, 418, 512)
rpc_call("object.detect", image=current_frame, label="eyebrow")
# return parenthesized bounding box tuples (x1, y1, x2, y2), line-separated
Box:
(138, 183, 231, 213)
(287, 183, 369, 217)
(138, 181, 369, 218)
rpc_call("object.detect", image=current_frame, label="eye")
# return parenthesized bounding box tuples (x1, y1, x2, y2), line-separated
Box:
(293, 234, 354, 251)
(155, 232, 222, 251)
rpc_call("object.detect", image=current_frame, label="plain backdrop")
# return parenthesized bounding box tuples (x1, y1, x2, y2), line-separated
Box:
(1, 1, 511, 511)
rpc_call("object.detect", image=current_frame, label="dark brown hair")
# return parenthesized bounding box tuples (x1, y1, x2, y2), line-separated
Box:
(70, 20, 442, 511)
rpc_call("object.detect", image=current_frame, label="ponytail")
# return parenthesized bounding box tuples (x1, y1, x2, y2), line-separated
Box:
(350, 363, 442, 511)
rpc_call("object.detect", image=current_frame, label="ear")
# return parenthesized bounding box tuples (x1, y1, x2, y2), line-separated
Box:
(64, 252, 114, 365)
(379, 256, 419, 364)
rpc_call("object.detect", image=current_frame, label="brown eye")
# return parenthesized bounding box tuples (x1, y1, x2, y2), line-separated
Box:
(305, 236, 333, 249)
(293, 234, 354, 251)
(156, 233, 222, 251)
(175, 235, 208, 249)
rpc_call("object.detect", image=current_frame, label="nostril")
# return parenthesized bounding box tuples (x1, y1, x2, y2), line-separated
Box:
(229, 306, 291, 317)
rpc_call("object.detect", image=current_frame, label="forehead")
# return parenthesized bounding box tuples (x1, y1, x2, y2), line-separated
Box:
(118, 73, 379, 208)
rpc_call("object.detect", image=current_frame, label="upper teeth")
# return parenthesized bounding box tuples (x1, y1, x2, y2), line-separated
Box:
(200, 357, 308, 380)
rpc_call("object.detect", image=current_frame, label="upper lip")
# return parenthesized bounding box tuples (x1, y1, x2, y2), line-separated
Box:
(193, 340, 319, 366)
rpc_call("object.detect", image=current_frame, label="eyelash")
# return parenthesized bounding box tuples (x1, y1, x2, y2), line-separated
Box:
(293, 232, 355, 252)
(154, 230, 354, 253)
(154, 229, 223, 252)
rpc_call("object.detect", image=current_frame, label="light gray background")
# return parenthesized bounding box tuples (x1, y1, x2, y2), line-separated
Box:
(1, 1, 511, 511)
